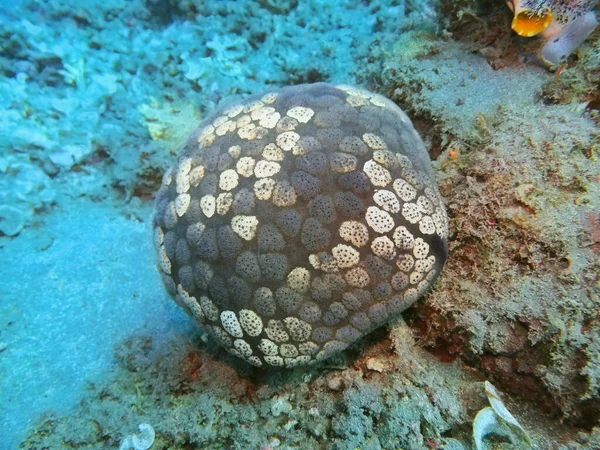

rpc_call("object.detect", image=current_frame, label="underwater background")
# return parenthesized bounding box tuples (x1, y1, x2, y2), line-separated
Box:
(0, 0, 599, 449)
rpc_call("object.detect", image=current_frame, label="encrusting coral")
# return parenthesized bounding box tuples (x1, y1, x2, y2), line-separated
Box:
(153, 83, 448, 368)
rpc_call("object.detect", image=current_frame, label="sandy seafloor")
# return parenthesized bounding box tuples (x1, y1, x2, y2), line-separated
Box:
(1, 0, 599, 449)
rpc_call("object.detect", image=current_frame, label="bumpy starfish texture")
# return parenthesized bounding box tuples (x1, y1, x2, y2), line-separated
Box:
(153, 83, 448, 368)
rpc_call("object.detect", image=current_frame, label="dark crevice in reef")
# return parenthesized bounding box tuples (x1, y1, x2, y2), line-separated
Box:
(406, 305, 600, 430)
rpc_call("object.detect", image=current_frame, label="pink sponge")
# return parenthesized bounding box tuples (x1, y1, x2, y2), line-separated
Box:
(541, 11, 598, 66)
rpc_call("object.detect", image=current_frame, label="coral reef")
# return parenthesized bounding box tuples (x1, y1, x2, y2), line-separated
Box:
(2, 0, 599, 448)
(361, 19, 600, 431)
(0, 0, 405, 218)
(19, 323, 478, 449)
